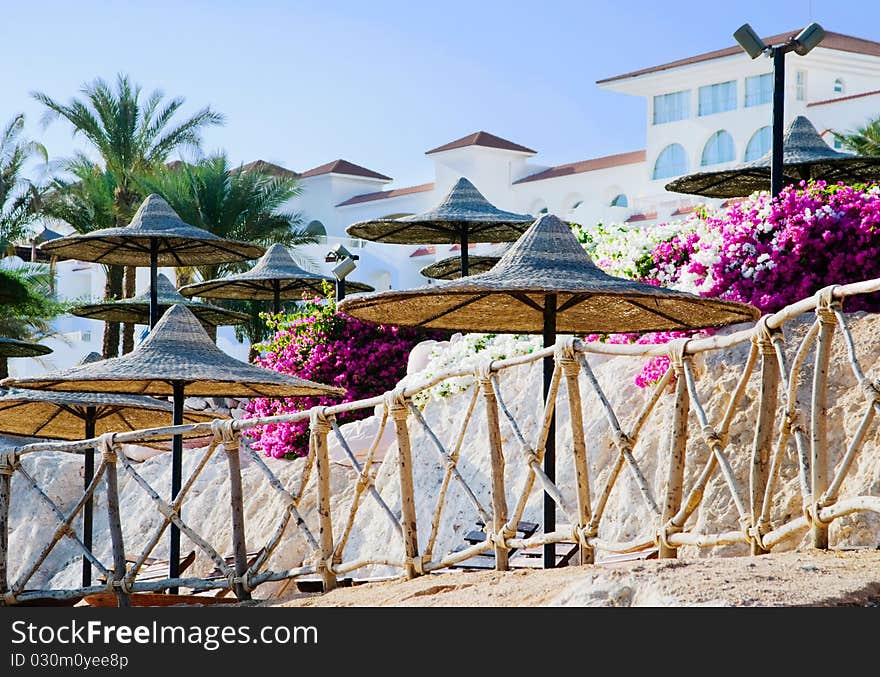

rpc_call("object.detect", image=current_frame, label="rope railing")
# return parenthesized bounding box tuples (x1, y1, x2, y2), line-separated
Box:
(2, 279, 880, 605)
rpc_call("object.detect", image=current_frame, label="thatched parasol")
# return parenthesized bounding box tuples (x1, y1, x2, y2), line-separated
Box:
(665, 115, 880, 198)
(0, 351, 220, 586)
(71, 273, 250, 331)
(0, 337, 52, 379)
(340, 213, 759, 566)
(346, 177, 532, 276)
(39, 194, 265, 329)
(2, 304, 344, 586)
(179, 243, 374, 313)
(420, 254, 501, 280)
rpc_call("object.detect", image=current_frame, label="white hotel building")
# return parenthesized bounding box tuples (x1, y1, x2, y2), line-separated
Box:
(9, 28, 880, 375)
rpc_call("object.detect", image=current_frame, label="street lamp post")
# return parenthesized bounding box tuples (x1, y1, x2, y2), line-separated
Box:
(733, 22, 826, 197)
(326, 243, 358, 302)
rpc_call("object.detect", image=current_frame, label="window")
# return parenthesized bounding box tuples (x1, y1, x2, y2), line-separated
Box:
(745, 73, 772, 107)
(796, 70, 807, 101)
(305, 220, 326, 236)
(698, 81, 736, 116)
(701, 131, 735, 166)
(744, 126, 772, 161)
(834, 78, 845, 94)
(652, 144, 688, 180)
(653, 90, 690, 124)
(610, 193, 628, 207)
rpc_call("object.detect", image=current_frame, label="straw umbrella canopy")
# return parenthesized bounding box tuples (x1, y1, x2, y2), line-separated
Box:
(420, 255, 501, 280)
(71, 273, 250, 332)
(665, 115, 880, 198)
(345, 177, 533, 276)
(0, 351, 220, 587)
(39, 194, 265, 329)
(178, 243, 374, 313)
(2, 304, 344, 586)
(339, 213, 759, 567)
(0, 337, 52, 379)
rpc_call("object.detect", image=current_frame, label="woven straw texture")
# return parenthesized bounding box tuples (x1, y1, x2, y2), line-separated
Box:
(665, 116, 880, 198)
(420, 255, 501, 280)
(72, 273, 249, 328)
(339, 214, 760, 334)
(1, 305, 346, 398)
(178, 243, 374, 300)
(346, 177, 533, 244)
(39, 194, 265, 266)
(0, 337, 52, 358)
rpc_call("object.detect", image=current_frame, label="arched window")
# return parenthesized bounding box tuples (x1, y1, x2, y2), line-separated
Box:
(744, 126, 771, 161)
(305, 220, 326, 236)
(701, 130, 735, 166)
(834, 78, 845, 94)
(652, 144, 688, 179)
(610, 193, 628, 207)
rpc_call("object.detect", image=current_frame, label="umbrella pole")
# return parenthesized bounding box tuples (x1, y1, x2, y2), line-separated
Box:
(273, 280, 281, 314)
(82, 411, 96, 588)
(542, 293, 557, 569)
(149, 237, 159, 329)
(168, 381, 185, 593)
(460, 226, 469, 277)
(771, 47, 786, 198)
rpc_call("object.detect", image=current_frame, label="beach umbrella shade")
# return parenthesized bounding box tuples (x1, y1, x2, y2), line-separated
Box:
(2, 304, 345, 588)
(71, 273, 251, 332)
(420, 254, 501, 280)
(39, 194, 265, 329)
(339, 213, 760, 567)
(665, 115, 880, 198)
(178, 243, 374, 313)
(0, 352, 221, 587)
(0, 337, 52, 379)
(346, 177, 533, 276)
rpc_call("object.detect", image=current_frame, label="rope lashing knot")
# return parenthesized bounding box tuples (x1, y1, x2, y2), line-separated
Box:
(407, 556, 425, 576)
(752, 316, 779, 355)
(808, 500, 834, 526)
(555, 336, 580, 374)
(859, 378, 880, 404)
(572, 524, 593, 549)
(784, 409, 804, 435)
(383, 389, 409, 419)
(612, 430, 632, 452)
(212, 418, 238, 450)
(656, 522, 682, 551)
(814, 285, 841, 325)
(667, 339, 691, 375)
(0, 449, 17, 476)
(476, 361, 496, 388)
(227, 571, 253, 594)
(155, 499, 178, 521)
(97, 433, 117, 463)
(282, 491, 298, 510)
(701, 426, 724, 449)
(489, 530, 510, 550)
(115, 577, 134, 596)
(308, 408, 332, 435)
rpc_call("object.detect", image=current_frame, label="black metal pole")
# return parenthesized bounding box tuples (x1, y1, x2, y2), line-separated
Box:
(771, 46, 786, 198)
(168, 381, 185, 593)
(336, 278, 346, 302)
(149, 237, 159, 329)
(542, 293, 557, 569)
(81, 411, 96, 588)
(272, 279, 281, 315)
(460, 226, 469, 277)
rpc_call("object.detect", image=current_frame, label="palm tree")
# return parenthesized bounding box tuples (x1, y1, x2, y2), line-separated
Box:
(32, 73, 223, 356)
(832, 115, 880, 157)
(0, 114, 46, 254)
(137, 154, 317, 344)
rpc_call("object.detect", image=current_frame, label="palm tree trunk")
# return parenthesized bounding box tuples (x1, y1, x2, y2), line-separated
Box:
(102, 265, 123, 358)
(121, 265, 136, 353)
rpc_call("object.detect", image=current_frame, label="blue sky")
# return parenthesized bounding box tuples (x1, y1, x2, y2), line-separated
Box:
(3, 1, 879, 187)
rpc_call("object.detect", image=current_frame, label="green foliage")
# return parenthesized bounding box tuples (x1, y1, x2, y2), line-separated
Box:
(0, 114, 47, 254)
(0, 264, 69, 341)
(831, 114, 880, 157)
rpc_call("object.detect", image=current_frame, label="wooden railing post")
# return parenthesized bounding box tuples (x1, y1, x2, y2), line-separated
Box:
(223, 430, 251, 600)
(0, 450, 13, 601)
(480, 371, 509, 571)
(310, 410, 337, 592)
(811, 294, 837, 550)
(660, 348, 691, 559)
(388, 394, 421, 579)
(101, 439, 129, 608)
(560, 350, 593, 565)
(750, 328, 779, 555)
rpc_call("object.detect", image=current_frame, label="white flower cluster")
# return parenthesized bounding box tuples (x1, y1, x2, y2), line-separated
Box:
(573, 221, 685, 280)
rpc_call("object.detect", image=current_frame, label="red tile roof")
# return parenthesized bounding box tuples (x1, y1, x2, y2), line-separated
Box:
(448, 243, 476, 252)
(409, 246, 436, 257)
(807, 88, 880, 108)
(625, 211, 658, 223)
(235, 159, 298, 178)
(721, 197, 747, 207)
(299, 159, 392, 181)
(597, 30, 880, 84)
(514, 150, 646, 184)
(671, 205, 697, 216)
(336, 182, 435, 207)
(426, 131, 536, 155)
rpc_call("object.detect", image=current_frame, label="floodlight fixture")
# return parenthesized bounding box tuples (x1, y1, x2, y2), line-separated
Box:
(733, 23, 767, 59)
(793, 22, 826, 55)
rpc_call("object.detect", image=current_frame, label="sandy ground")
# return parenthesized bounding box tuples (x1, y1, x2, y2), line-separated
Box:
(259, 548, 880, 607)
